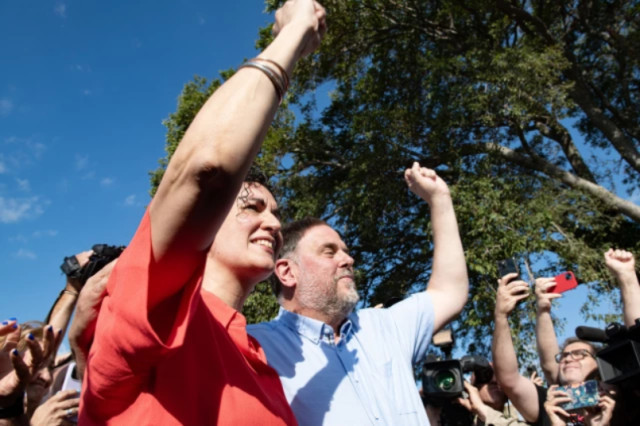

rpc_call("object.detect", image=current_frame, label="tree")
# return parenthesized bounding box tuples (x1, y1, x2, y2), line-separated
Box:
(152, 0, 640, 361)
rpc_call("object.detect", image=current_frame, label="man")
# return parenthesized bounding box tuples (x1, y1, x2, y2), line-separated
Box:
(248, 162, 468, 425)
(492, 273, 615, 426)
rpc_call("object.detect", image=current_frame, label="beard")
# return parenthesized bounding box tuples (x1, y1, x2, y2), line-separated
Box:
(297, 270, 360, 320)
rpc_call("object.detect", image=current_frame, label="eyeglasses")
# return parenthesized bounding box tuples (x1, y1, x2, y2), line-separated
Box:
(555, 349, 595, 363)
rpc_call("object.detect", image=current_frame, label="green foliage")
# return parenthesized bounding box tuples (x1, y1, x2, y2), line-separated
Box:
(152, 0, 640, 359)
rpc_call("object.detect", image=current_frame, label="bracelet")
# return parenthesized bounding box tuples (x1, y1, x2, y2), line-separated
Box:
(253, 58, 289, 92)
(61, 289, 79, 297)
(238, 61, 285, 104)
(0, 392, 24, 419)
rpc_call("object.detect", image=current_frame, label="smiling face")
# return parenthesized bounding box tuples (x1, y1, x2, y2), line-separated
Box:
(208, 182, 282, 285)
(557, 341, 598, 385)
(288, 224, 359, 321)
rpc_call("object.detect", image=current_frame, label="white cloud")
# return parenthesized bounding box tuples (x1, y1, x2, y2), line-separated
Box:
(32, 229, 58, 238)
(0, 98, 13, 116)
(0, 196, 45, 223)
(54, 3, 67, 18)
(100, 177, 114, 187)
(2, 137, 46, 168)
(15, 248, 36, 260)
(83, 89, 92, 96)
(124, 194, 136, 206)
(8, 234, 28, 243)
(198, 16, 206, 25)
(132, 38, 142, 49)
(0, 160, 6, 174)
(75, 154, 89, 170)
(15, 178, 30, 192)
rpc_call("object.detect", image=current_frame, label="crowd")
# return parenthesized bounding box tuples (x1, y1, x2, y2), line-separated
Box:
(0, 0, 638, 424)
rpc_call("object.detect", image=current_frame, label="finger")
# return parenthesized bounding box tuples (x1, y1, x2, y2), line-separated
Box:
(40, 325, 55, 363)
(10, 349, 31, 384)
(57, 397, 81, 409)
(1, 324, 21, 352)
(51, 389, 79, 402)
(497, 272, 518, 286)
(25, 333, 45, 373)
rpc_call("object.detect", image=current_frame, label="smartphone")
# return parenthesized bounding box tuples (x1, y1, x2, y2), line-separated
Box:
(60, 362, 81, 423)
(550, 271, 578, 293)
(497, 258, 519, 279)
(556, 380, 599, 411)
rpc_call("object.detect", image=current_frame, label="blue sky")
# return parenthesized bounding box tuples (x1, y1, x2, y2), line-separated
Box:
(0, 0, 272, 327)
(0, 1, 626, 357)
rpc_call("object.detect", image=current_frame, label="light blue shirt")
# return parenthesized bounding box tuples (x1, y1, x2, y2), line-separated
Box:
(248, 292, 435, 426)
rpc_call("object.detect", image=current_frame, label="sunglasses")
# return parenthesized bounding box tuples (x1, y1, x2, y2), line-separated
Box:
(555, 348, 595, 363)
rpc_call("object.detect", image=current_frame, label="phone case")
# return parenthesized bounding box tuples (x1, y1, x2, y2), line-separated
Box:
(550, 271, 578, 293)
(557, 380, 599, 411)
(497, 258, 519, 278)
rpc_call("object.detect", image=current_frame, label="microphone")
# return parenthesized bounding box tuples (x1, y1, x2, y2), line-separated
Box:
(575, 326, 608, 343)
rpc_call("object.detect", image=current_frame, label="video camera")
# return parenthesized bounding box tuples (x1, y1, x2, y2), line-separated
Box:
(576, 318, 640, 389)
(60, 244, 126, 286)
(422, 355, 493, 401)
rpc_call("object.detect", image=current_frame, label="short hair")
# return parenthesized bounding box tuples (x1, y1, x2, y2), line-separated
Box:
(561, 337, 601, 354)
(270, 217, 327, 297)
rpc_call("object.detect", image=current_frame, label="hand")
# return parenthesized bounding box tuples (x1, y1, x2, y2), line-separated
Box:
(535, 277, 562, 313)
(273, 0, 327, 58)
(604, 249, 635, 278)
(66, 250, 93, 293)
(456, 381, 488, 422)
(544, 385, 571, 426)
(404, 162, 451, 205)
(495, 273, 530, 317)
(0, 323, 61, 409)
(69, 259, 116, 380)
(30, 389, 79, 426)
(584, 394, 616, 426)
(529, 370, 544, 387)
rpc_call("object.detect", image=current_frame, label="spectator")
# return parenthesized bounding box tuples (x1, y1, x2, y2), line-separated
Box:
(492, 273, 616, 425)
(603, 249, 640, 327)
(79, 1, 326, 424)
(248, 163, 468, 425)
(0, 319, 59, 425)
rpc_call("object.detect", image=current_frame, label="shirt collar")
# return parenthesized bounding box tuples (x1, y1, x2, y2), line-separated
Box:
(276, 307, 354, 344)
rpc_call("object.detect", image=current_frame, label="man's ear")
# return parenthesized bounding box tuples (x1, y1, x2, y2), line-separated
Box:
(275, 258, 297, 289)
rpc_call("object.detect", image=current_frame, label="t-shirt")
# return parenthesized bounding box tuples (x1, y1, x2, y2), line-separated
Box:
(79, 210, 297, 425)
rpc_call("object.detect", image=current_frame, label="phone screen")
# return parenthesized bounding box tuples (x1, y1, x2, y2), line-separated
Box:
(556, 380, 599, 411)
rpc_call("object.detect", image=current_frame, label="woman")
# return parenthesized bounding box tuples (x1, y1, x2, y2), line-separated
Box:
(79, 0, 326, 424)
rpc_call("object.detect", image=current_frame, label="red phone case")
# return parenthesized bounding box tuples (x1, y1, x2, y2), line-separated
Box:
(550, 271, 578, 293)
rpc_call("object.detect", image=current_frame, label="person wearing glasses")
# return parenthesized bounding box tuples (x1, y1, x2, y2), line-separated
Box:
(491, 273, 616, 426)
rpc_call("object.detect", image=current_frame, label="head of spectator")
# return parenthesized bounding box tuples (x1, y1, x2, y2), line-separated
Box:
(271, 217, 359, 331)
(474, 370, 508, 411)
(555, 337, 599, 386)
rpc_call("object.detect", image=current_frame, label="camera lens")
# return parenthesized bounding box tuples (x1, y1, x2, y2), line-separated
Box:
(565, 273, 571, 280)
(435, 370, 456, 391)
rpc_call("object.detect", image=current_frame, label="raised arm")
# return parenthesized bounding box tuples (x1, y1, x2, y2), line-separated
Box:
(492, 273, 540, 423)
(604, 249, 640, 327)
(404, 162, 468, 332)
(534, 277, 561, 385)
(148, 0, 326, 296)
(44, 251, 92, 352)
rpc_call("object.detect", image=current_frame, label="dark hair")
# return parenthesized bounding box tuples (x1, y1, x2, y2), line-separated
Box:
(270, 217, 327, 297)
(245, 163, 273, 191)
(561, 337, 601, 354)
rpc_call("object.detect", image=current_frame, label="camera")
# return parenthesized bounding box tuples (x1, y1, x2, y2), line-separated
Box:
(60, 244, 126, 286)
(575, 319, 640, 389)
(422, 355, 493, 401)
